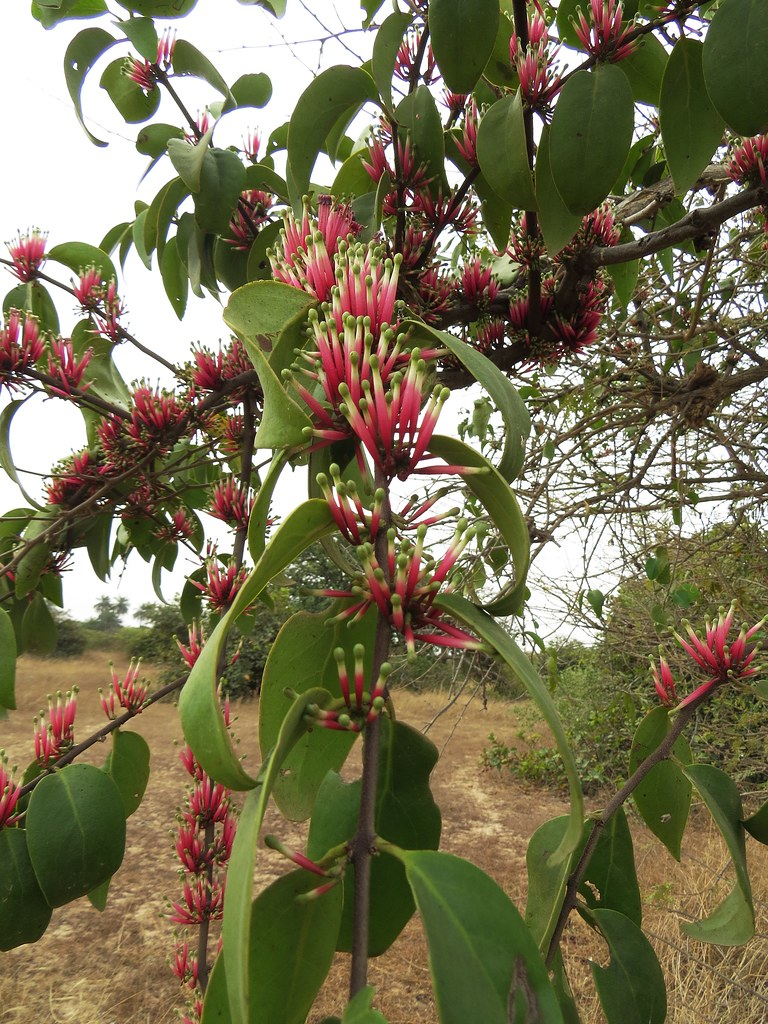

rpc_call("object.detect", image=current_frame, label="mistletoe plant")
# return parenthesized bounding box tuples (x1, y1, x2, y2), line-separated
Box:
(2, 1, 768, 1023)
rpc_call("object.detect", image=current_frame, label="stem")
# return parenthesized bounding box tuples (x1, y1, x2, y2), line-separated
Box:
(511, 0, 541, 334)
(545, 687, 711, 968)
(349, 470, 392, 998)
(196, 820, 215, 993)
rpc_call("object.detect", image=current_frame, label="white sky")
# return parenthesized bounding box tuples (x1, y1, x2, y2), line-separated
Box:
(0, 1, 376, 622)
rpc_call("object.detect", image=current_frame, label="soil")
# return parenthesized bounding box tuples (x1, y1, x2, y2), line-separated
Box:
(2, 655, 767, 1024)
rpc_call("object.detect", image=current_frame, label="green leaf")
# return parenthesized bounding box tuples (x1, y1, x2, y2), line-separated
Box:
(660, 38, 726, 196)
(580, 808, 641, 927)
(287, 66, 378, 205)
(21, 592, 57, 656)
(247, 450, 289, 562)
(87, 876, 111, 911)
(372, 12, 412, 113)
(32, 0, 108, 28)
(221, 688, 333, 1024)
(586, 588, 604, 618)
(429, 0, 500, 94)
(395, 86, 446, 192)
(136, 122, 184, 160)
(172, 38, 233, 102)
(203, 869, 343, 1024)
(14, 507, 57, 600)
(48, 241, 117, 285)
(619, 33, 668, 107)
(589, 909, 666, 1024)
(535, 126, 581, 256)
(341, 988, 388, 1024)
(64, 27, 118, 146)
(3, 281, 60, 334)
(702, 0, 768, 136)
(549, 65, 634, 215)
(607, 229, 638, 307)
(104, 730, 150, 817)
(259, 609, 378, 820)
(743, 797, 768, 844)
(0, 830, 52, 951)
(168, 126, 214, 193)
(114, 0, 198, 14)
(388, 849, 563, 1024)
(427, 437, 529, 615)
(0, 608, 16, 711)
(403, 320, 530, 482)
(476, 91, 536, 210)
(361, 0, 387, 28)
(26, 764, 126, 907)
(117, 17, 158, 60)
(525, 816, 574, 952)
(551, 950, 582, 1024)
(99, 56, 160, 123)
(308, 719, 442, 956)
(681, 764, 754, 944)
(0, 400, 44, 510)
(160, 237, 189, 319)
(179, 500, 337, 790)
(231, 72, 273, 108)
(435, 595, 584, 865)
(628, 706, 692, 860)
(195, 148, 246, 234)
(224, 280, 315, 447)
(555, 0, 581, 49)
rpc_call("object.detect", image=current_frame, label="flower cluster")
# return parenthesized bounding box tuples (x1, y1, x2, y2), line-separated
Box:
(100, 661, 148, 719)
(34, 689, 78, 767)
(269, 195, 362, 302)
(322, 524, 486, 656)
(193, 555, 250, 613)
(0, 309, 45, 392)
(510, 11, 562, 113)
(228, 188, 276, 250)
(170, 719, 237, 1024)
(47, 336, 93, 397)
(651, 602, 765, 709)
(125, 27, 176, 93)
(7, 229, 47, 282)
(727, 135, 768, 189)
(573, 0, 637, 63)
(73, 267, 125, 340)
(0, 755, 21, 829)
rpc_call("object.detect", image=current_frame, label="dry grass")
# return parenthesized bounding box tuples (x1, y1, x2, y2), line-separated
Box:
(2, 656, 768, 1023)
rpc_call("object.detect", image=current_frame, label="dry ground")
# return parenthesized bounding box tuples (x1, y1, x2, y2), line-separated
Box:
(2, 653, 768, 1023)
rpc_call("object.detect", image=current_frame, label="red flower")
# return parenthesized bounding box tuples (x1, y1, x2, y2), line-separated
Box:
(34, 689, 78, 767)
(0, 309, 45, 391)
(574, 0, 637, 63)
(228, 188, 275, 250)
(0, 757, 21, 829)
(209, 478, 253, 529)
(7, 229, 47, 282)
(100, 661, 147, 719)
(727, 135, 768, 188)
(510, 12, 562, 111)
(269, 196, 361, 302)
(47, 336, 93, 397)
(652, 603, 766, 709)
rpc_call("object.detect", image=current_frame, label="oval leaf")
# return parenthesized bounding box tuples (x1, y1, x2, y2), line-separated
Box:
(287, 66, 378, 205)
(26, 764, 126, 907)
(589, 909, 666, 1024)
(387, 849, 563, 1024)
(702, 0, 768, 136)
(549, 65, 634, 215)
(0, 829, 52, 951)
(628, 706, 692, 861)
(64, 27, 118, 146)
(104, 730, 151, 817)
(429, 0, 500, 94)
(0, 608, 16, 710)
(203, 868, 343, 1024)
(661, 38, 725, 196)
(476, 91, 536, 211)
